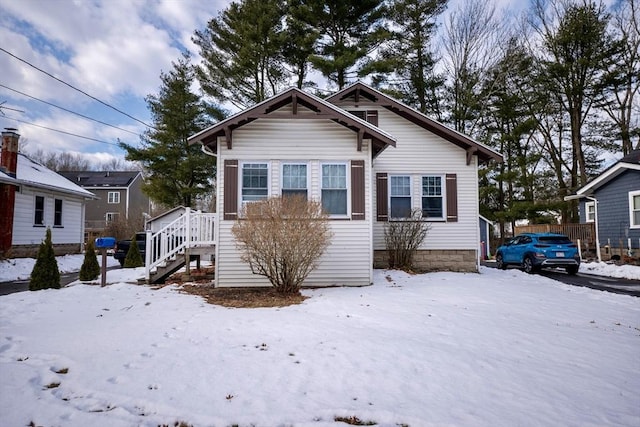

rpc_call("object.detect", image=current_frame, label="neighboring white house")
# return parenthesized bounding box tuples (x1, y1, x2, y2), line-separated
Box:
(187, 83, 502, 287)
(0, 129, 96, 257)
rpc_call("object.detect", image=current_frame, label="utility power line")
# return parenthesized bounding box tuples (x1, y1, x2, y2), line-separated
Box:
(2, 115, 121, 146)
(0, 84, 142, 137)
(0, 47, 156, 130)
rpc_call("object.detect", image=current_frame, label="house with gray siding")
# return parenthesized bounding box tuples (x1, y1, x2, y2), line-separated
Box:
(186, 82, 502, 287)
(58, 170, 149, 240)
(573, 150, 640, 260)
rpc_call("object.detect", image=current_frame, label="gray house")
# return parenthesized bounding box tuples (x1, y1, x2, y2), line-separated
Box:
(58, 171, 150, 240)
(571, 150, 640, 261)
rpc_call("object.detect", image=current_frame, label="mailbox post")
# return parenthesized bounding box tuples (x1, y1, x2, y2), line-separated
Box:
(95, 237, 116, 287)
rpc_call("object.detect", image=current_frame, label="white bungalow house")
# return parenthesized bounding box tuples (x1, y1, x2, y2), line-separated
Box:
(0, 128, 96, 257)
(176, 82, 502, 287)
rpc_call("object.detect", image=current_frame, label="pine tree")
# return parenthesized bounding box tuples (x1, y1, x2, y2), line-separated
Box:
(193, 0, 287, 108)
(79, 240, 100, 281)
(119, 53, 221, 208)
(29, 228, 60, 291)
(123, 235, 144, 268)
(292, 0, 387, 89)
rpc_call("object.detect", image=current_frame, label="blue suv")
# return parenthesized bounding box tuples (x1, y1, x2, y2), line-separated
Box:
(495, 233, 580, 275)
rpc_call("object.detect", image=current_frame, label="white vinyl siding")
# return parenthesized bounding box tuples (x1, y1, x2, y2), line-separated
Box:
(12, 187, 85, 245)
(216, 115, 372, 287)
(365, 106, 480, 251)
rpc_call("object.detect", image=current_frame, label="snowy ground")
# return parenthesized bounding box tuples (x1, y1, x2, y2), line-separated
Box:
(0, 260, 639, 426)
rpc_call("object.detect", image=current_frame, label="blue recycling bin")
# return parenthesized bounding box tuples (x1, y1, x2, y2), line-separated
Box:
(95, 237, 116, 249)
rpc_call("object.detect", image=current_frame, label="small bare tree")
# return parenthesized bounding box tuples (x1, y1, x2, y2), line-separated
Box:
(384, 209, 430, 271)
(232, 195, 332, 294)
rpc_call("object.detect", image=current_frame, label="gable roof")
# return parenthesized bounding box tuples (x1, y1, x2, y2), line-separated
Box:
(188, 87, 396, 158)
(58, 170, 142, 188)
(7, 154, 96, 198)
(327, 82, 503, 165)
(576, 150, 640, 195)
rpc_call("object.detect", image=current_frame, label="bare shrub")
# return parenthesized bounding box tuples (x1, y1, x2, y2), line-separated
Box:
(103, 211, 145, 240)
(384, 209, 430, 271)
(232, 195, 332, 294)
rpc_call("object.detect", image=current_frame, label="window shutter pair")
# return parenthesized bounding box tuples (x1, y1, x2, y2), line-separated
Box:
(222, 159, 366, 221)
(375, 173, 458, 222)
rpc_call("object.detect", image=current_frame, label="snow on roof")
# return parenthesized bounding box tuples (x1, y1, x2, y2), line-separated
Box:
(15, 154, 96, 198)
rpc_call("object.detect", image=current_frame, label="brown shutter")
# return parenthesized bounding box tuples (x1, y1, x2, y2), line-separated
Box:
(223, 160, 238, 220)
(366, 110, 378, 126)
(376, 173, 388, 222)
(351, 160, 365, 220)
(446, 173, 458, 222)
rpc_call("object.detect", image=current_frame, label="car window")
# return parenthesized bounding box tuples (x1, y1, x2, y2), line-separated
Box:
(539, 235, 572, 244)
(521, 236, 532, 244)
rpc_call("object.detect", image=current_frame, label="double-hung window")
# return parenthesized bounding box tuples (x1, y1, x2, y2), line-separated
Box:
(108, 191, 120, 204)
(54, 199, 63, 227)
(242, 163, 269, 203)
(106, 212, 119, 224)
(322, 163, 347, 216)
(34, 195, 45, 226)
(630, 191, 640, 228)
(422, 176, 444, 219)
(390, 175, 411, 218)
(282, 163, 307, 199)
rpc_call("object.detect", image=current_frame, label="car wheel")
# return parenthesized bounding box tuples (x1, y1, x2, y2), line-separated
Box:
(523, 256, 537, 274)
(566, 265, 578, 275)
(496, 254, 507, 270)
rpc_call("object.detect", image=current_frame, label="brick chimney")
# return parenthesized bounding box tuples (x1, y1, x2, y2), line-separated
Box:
(0, 128, 19, 256)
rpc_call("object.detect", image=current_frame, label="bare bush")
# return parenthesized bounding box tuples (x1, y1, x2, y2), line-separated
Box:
(384, 209, 430, 271)
(104, 211, 145, 240)
(232, 195, 332, 294)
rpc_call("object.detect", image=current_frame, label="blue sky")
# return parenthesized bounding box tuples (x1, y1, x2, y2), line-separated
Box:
(0, 0, 229, 166)
(0, 0, 525, 167)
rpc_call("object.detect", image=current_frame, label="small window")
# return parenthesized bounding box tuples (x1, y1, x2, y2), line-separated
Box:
(322, 163, 347, 216)
(108, 191, 120, 204)
(106, 212, 120, 224)
(630, 191, 640, 228)
(34, 195, 45, 226)
(54, 199, 63, 227)
(585, 201, 595, 223)
(242, 163, 268, 203)
(390, 175, 411, 218)
(282, 163, 307, 199)
(422, 176, 443, 219)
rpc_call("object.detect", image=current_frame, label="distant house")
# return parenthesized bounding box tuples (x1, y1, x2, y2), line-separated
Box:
(569, 150, 640, 260)
(181, 82, 501, 287)
(0, 128, 95, 257)
(58, 170, 149, 240)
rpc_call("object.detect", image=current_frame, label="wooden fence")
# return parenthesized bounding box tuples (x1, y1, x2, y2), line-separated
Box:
(514, 223, 596, 248)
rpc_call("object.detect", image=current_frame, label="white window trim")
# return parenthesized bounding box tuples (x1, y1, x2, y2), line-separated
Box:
(585, 201, 595, 223)
(320, 161, 350, 218)
(389, 175, 412, 219)
(107, 191, 120, 204)
(240, 161, 271, 209)
(281, 162, 309, 198)
(630, 190, 640, 228)
(105, 212, 120, 224)
(421, 174, 446, 221)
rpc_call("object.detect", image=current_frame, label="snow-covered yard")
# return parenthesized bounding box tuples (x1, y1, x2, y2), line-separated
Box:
(0, 259, 639, 426)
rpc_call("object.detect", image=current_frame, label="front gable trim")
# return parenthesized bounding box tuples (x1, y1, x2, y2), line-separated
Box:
(576, 163, 640, 195)
(189, 87, 396, 157)
(327, 82, 502, 165)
